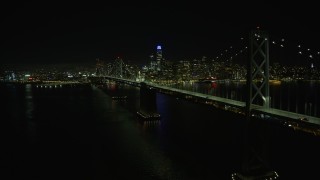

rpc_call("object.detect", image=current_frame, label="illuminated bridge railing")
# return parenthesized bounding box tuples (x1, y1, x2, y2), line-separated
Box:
(148, 82, 246, 108)
(251, 106, 320, 126)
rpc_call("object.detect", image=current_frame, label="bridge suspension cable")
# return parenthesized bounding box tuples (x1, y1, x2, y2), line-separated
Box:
(107, 57, 136, 79)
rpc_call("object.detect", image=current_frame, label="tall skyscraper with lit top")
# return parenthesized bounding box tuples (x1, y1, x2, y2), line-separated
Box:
(156, 45, 162, 71)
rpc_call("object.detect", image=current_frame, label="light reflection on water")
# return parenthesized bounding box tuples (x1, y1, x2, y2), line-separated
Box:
(25, 84, 34, 119)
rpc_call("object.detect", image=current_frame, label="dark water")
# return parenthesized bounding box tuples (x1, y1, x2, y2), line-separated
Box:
(1, 82, 320, 179)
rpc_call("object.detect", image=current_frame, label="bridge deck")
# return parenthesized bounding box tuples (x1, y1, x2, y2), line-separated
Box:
(253, 106, 320, 126)
(98, 76, 320, 127)
(149, 82, 246, 108)
(151, 83, 320, 127)
(153, 83, 320, 125)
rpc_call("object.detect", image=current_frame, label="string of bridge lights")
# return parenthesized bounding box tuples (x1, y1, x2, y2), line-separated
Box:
(214, 37, 248, 63)
(270, 37, 320, 61)
(253, 32, 319, 63)
(214, 34, 319, 65)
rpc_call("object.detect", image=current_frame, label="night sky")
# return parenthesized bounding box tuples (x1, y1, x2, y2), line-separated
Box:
(1, 1, 319, 66)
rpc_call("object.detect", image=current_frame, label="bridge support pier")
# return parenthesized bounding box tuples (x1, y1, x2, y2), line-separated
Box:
(232, 117, 279, 180)
(233, 29, 278, 179)
(137, 82, 160, 120)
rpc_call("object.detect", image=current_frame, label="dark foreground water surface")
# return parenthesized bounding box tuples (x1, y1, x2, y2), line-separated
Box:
(1, 82, 320, 179)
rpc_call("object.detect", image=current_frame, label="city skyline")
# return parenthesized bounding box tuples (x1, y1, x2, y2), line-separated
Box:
(1, 2, 319, 66)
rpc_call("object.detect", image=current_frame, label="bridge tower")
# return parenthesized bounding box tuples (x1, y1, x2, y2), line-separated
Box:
(246, 29, 270, 115)
(110, 57, 135, 79)
(114, 57, 124, 78)
(234, 29, 278, 179)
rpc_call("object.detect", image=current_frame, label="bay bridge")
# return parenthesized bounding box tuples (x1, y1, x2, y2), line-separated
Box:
(89, 29, 320, 179)
(90, 29, 320, 127)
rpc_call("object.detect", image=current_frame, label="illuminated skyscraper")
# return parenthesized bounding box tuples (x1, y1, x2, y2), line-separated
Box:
(156, 45, 162, 71)
(149, 54, 157, 71)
